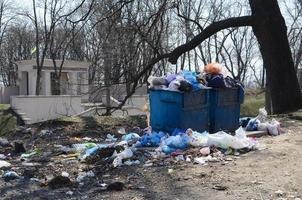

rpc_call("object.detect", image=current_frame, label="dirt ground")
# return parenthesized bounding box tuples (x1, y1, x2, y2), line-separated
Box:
(0, 116, 302, 200)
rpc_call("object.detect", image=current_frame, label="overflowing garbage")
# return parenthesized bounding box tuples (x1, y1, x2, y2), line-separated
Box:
(148, 62, 244, 92)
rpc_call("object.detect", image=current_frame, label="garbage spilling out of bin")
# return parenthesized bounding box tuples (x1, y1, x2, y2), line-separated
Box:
(149, 63, 245, 133)
(148, 62, 244, 92)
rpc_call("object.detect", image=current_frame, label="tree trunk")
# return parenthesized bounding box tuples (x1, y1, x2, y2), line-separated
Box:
(265, 81, 272, 114)
(104, 50, 111, 116)
(249, 0, 302, 113)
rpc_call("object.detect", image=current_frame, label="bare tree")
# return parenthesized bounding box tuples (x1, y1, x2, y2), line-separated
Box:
(22, 0, 94, 95)
(283, 0, 302, 72)
(0, 0, 17, 86)
(83, 0, 172, 114)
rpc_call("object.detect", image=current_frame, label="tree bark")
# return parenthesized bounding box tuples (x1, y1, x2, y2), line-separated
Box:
(265, 81, 272, 114)
(249, 0, 302, 113)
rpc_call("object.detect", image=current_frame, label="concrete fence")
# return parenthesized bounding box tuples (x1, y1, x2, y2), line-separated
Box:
(0, 86, 19, 104)
(11, 95, 84, 124)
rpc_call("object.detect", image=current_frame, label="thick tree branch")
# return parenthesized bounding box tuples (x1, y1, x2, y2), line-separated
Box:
(168, 16, 254, 64)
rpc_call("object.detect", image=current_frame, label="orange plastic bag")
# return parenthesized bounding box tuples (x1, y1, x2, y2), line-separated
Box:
(203, 63, 222, 75)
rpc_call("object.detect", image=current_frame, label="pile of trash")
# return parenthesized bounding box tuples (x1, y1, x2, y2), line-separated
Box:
(148, 62, 244, 92)
(241, 108, 282, 136)
(49, 125, 262, 169)
(137, 126, 259, 154)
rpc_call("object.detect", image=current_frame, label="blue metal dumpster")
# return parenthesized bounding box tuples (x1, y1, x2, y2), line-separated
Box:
(149, 89, 209, 133)
(209, 88, 244, 133)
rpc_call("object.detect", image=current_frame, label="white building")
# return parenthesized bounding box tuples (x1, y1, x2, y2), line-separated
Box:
(4, 59, 91, 124)
(1, 59, 148, 124)
(16, 59, 89, 96)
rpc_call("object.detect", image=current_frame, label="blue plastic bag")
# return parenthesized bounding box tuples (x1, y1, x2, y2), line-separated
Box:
(139, 131, 166, 147)
(182, 71, 198, 85)
(246, 119, 260, 131)
(206, 74, 225, 88)
(161, 134, 190, 154)
(239, 117, 251, 128)
(122, 133, 141, 142)
(182, 70, 202, 91)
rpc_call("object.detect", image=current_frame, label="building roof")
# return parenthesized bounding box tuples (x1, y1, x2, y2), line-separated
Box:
(16, 59, 91, 69)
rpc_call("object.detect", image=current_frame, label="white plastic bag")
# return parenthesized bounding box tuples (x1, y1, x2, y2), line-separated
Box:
(207, 127, 250, 149)
(257, 122, 269, 131)
(194, 157, 206, 165)
(246, 107, 267, 131)
(256, 107, 267, 123)
(267, 118, 281, 136)
(112, 148, 134, 167)
(186, 129, 208, 147)
(168, 80, 181, 91)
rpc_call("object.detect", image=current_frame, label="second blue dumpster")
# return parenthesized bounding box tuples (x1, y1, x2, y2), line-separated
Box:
(209, 87, 244, 133)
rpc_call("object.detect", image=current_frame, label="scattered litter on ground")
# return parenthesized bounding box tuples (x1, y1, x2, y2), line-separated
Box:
(212, 185, 228, 191)
(21, 151, 37, 159)
(40, 129, 53, 136)
(200, 147, 210, 156)
(76, 171, 95, 183)
(3, 171, 20, 181)
(0, 137, 10, 147)
(275, 189, 285, 197)
(61, 171, 69, 177)
(0, 160, 11, 169)
(194, 157, 206, 165)
(105, 134, 118, 142)
(117, 128, 127, 135)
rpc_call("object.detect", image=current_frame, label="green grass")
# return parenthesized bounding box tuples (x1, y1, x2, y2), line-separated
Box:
(0, 111, 16, 136)
(241, 91, 265, 117)
(0, 104, 9, 110)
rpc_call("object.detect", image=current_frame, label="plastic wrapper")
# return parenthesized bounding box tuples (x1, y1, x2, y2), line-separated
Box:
(121, 133, 141, 142)
(186, 129, 208, 147)
(267, 119, 281, 136)
(112, 148, 134, 167)
(207, 127, 251, 149)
